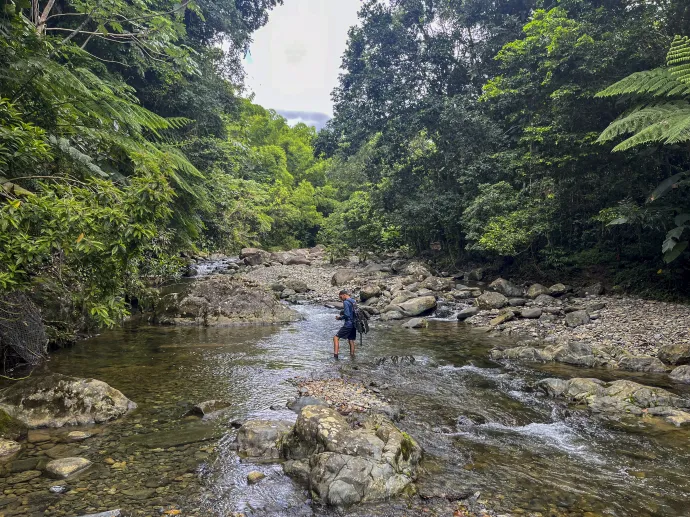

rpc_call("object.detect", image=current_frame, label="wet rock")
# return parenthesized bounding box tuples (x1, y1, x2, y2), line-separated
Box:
(399, 296, 437, 317)
(381, 310, 405, 321)
(360, 285, 382, 301)
(433, 303, 454, 319)
(186, 399, 231, 418)
(49, 485, 68, 494)
(66, 431, 91, 441)
(0, 438, 21, 459)
(489, 278, 523, 297)
(287, 396, 328, 413)
(124, 421, 224, 448)
(521, 308, 542, 319)
(565, 310, 590, 328)
(527, 284, 549, 298)
(658, 342, 690, 365)
(617, 355, 666, 373)
(0, 408, 27, 440)
(27, 429, 51, 443)
(236, 420, 293, 460)
(476, 292, 508, 310)
(402, 318, 428, 329)
(331, 269, 357, 286)
(457, 307, 479, 321)
(508, 298, 527, 307)
(283, 405, 421, 506)
(247, 471, 266, 484)
(584, 282, 604, 296)
(538, 377, 690, 425)
(376, 356, 416, 367)
(390, 292, 416, 305)
(670, 365, 690, 384)
(7, 469, 41, 484)
(280, 288, 296, 299)
(283, 459, 310, 485)
(549, 283, 568, 296)
(491, 340, 605, 368)
(9, 457, 39, 472)
(45, 457, 92, 478)
(162, 276, 301, 326)
(0, 373, 136, 428)
(75, 510, 121, 517)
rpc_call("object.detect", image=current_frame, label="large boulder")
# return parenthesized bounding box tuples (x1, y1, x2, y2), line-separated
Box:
(0, 374, 136, 428)
(670, 365, 690, 384)
(489, 278, 523, 297)
(456, 307, 479, 321)
(398, 296, 437, 317)
(404, 262, 432, 280)
(283, 279, 309, 293)
(658, 343, 690, 366)
(331, 269, 357, 287)
(491, 340, 606, 368)
(283, 405, 421, 506)
(527, 284, 549, 299)
(236, 420, 293, 460)
(617, 355, 666, 373)
(420, 277, 453, 292)
(548, 283, 568, 296)
(538, 377, 690, 425)
(475, 292, 508, 310)
(240, 248, 271, 266)
(159, 276, 300, 326)
(286, 256, 311, 266)
(269, 251, 295, 265)
(360, 285, 382, 302)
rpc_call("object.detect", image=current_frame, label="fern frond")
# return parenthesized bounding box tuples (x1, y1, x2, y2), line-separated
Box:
(595, 68, 690, 98)
(598, 101, 690, 143)
(668, 36, 690, 85)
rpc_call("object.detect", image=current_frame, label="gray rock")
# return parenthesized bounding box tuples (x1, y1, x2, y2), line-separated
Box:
(381, 310, 405, 321)
(670, 365, 690, 384)
(527, 284, 549, 298)
(405, 262, 432, 280)
(398, 296, 437, 317)
(520, 308, 542, 319)
(236, 420, 293, 460)
(464, 268, 484, 281)
(360, 285, 382, 301)
(241, 247, 271, 266)
(269, 282, 286, 292)
(286, 256, 311, 266)
(187, 399, 231, 418)
(269, 251, 295, 265)
(508, 298, 527, 307)
(420, 276, 453, 292)
(331, 269, 357, 286)
(658, 343, 690, 365)
(282, 405, 421, 505)
(283, 279, 309, 293)
(533, 294, 558, 305)
(489, 278, 523, 297)
(0, 374, 136, 428)
(402, 318, 428, 329)
(280, 288, 296, 299)
(45, 457, 92, 478)
(548, 283, 568, 296)
(587, 301, 606, 311)
(457, 307, 479, 321)
(617, 356, 667, 373)
(390, 259, 407, 273)
(475, 292, 508, 310)
(75, 512, 121, 517)
(287, 396, 328, 413)
(565, 310, 590, 327)
(247, 471, 266, 484)
(0, 439, 21, 459)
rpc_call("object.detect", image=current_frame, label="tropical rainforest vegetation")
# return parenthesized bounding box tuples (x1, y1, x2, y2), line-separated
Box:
(318, 0, 690, 298)
(2, 0, 690, 340)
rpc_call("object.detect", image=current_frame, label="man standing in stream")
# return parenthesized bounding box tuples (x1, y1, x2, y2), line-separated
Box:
(333, 289, 356, 360)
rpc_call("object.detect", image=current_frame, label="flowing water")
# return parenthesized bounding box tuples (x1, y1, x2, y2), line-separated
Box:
(1, 303, 689, 517)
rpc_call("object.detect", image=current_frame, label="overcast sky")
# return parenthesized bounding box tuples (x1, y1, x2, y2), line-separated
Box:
(243, 0, 362, 129)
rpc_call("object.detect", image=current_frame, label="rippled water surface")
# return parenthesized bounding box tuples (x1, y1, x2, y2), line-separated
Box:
(1, 304, 689, 516)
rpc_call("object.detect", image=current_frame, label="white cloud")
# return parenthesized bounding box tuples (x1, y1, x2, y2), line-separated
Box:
(243, 0, 361, 121)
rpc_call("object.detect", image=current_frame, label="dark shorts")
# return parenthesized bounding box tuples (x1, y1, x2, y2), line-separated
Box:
(336, 325, 356, 340)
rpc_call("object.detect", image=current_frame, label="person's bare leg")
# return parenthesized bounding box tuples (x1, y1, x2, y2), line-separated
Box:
(333, 336, 340, 358)
(349, 339, 356, 357)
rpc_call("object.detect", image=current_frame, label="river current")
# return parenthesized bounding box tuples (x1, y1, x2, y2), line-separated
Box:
(1, 304, 689, 516)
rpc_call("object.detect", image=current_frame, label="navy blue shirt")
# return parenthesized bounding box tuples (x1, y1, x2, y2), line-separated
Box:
(342, 298, 356, 326)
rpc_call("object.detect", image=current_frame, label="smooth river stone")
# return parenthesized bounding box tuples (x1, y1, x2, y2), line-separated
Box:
(45, 457, 92, 478)
(0, 438, 21, 459)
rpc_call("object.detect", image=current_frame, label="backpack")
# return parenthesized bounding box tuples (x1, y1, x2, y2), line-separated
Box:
(353, 301, 370, 335)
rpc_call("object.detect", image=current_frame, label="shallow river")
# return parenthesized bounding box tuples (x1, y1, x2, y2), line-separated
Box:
(1, 304, 689, 517)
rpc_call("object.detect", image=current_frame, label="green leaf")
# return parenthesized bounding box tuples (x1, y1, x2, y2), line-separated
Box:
(607, 217, 628, 226)
(675, 213, 690, 226)
(647, 171, 688, 203)
(663, 240, 689, 263)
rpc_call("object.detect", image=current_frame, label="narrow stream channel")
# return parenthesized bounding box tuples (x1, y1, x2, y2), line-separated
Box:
(1, 304, 689, 516)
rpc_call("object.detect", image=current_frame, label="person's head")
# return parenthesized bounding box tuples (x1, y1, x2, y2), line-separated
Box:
(338, 289, 350, 300)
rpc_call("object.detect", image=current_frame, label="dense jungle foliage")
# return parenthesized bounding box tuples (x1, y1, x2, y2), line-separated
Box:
(317, 0, 690, 297)
(0, 0, 343, 334)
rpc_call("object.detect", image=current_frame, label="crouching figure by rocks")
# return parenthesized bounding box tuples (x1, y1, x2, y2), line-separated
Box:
(236, 404, 422, 506)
